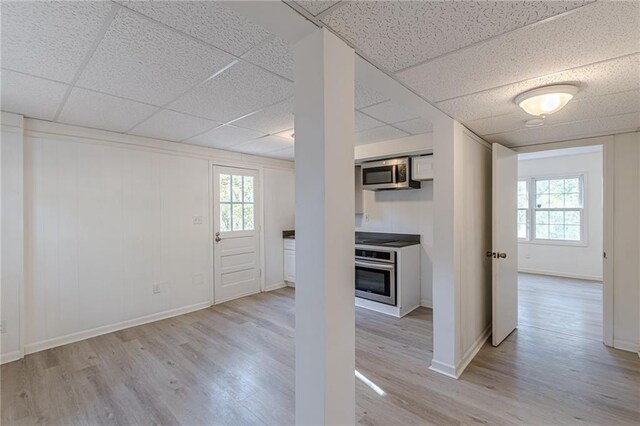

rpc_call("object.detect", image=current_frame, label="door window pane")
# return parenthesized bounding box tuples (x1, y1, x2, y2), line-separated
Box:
(243, 204, 254, 230)
(220, 204, 231, 232)
(243, 176, 254, 202)
(219, 173, 256, 232)
(232, 203, 243, 230)
(232, 175, 243, 202)
(220, 174, 231, 202)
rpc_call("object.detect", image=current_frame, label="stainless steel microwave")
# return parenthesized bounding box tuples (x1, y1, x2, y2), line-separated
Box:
(361, 157, 420, 191)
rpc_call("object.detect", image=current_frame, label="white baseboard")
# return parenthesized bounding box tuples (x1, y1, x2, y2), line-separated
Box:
(429, 324, 492, 380)
(264, 281, 287, 292)
(429, 360, 457, 379)
(24, 301, 212, 355)
(614, 338, 640, 353)
(420, 299, 433, 309)
(455, 324, 492, 378)
(518, 268, 602, 282)
(214, 289, 261, 304)
(1, 350, 23, 365)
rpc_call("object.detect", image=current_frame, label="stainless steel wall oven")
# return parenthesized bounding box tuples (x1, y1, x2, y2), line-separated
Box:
(355, 248, 396, 306)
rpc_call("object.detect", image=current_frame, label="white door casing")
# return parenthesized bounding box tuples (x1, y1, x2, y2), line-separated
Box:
(212, 166, 261, 304)
(492, 143, 519, 346)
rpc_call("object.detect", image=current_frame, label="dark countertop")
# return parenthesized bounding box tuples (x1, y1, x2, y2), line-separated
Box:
(282, 230, 420, 247)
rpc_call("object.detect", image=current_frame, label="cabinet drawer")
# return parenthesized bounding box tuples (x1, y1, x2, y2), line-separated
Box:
(284, 239, 296, 251)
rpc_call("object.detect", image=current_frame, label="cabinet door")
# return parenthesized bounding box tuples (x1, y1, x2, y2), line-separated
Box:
(284, 250, 296, 282)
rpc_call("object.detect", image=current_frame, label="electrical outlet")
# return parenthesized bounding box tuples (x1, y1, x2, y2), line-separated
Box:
(364, 214, 370, 222)
(0, 320, 6, 334)
(192, 216, 203, 225)
(152, 283, 161, 294)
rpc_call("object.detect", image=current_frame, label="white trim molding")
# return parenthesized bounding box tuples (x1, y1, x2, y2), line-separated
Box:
(518, 269, 602, 282)
(24, 301, 211, 356)
(1, 350, 23, 365)
(264, 281, 287, 292)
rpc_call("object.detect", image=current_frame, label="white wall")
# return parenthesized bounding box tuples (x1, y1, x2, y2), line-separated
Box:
(355, 184, 434, 307)
(459, 131, 492, 363)
(3, 118, 294, 359)
(263, 167, 295, 289)
(518, 151, 603, 281)
(1, 112, 24, 364)
(609, 132, 640, 352)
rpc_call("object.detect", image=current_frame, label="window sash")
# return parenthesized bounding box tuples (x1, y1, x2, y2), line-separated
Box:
(518, 175, 585, 244)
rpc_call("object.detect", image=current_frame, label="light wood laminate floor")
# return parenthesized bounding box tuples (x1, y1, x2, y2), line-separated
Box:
(518, 273, 603, 341)
(2, 285, 639, 425)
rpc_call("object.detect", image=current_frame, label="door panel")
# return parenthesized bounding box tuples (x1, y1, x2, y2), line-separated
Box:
(213, 166, 260, 303)
(492, 144, 518, 346)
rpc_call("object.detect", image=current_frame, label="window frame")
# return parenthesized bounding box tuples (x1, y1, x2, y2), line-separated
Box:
(518, 173, 588, 247)
(218, 173, 256, 233)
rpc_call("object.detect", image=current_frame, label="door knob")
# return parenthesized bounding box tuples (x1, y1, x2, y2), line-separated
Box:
(497, 252, 507, 259)
(486, 251, 494, 258)
(215, 232, 221, 243)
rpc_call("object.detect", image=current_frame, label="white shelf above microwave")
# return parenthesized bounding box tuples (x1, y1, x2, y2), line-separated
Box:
(411, 155, 434, 181)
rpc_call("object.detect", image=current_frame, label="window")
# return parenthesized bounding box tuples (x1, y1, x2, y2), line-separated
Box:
(518, 175, 585, 244)
(219, 173, 254, 232)
(517, 180, 529, 240)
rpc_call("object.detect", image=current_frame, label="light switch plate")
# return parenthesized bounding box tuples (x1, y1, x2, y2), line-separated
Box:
(193, 216, 203, 225)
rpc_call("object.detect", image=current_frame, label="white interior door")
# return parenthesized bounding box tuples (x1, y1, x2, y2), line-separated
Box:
(492, 143, 519, 346)
(213, 166, 261, 304)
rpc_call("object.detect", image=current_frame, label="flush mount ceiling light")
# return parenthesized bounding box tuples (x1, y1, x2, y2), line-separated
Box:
(515, 84, 578, 117)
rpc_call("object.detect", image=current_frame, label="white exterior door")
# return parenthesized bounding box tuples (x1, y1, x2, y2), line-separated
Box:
(492, 143, 519, 346)
(213, 166, 261, 304)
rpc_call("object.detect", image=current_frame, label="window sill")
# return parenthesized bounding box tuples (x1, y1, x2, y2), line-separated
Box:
(518, 239, 588, 248)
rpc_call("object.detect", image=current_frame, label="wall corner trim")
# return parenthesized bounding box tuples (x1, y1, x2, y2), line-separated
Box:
(0, 350, 24, 365)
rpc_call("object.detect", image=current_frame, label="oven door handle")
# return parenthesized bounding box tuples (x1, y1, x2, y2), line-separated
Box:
(355, 260, 395, 270)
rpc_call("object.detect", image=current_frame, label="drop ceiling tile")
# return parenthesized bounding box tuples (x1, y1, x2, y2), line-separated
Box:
(0, 70, 68, 121)
(169, 61, 294, 123)
(235, 135, 294, 155)
(294, 1, 341, 16)
(486, 112, 640, 147)
(357, 126, 409, 145)
(360, 100, 419, 125)
(323, 1, 589, 73)
(355, 80, 389, 109)
(437, 54, 640, 122)
(121, 1, 271, 56)
(356, 111, 385, 132)
(393, 117, 433, 135)
(397, 1, 640, 102)
(185, 124, 266, 149)
(0, 1, 113, 83)
(129, 109, 221, 142)
(467, 89, 640, 136)
(242, 37, 294, 80)
(232, 98, 294, 135)
(77, 9, 234, 107)
(58, 88, 158, 133)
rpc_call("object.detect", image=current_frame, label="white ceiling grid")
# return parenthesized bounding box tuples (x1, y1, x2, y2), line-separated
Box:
(316, 0, 640, 147)
(0, 0, 300, 159)
(3, 0, 638, 155)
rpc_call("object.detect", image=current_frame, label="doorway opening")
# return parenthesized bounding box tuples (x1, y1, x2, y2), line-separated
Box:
(516, 145, 604, 342)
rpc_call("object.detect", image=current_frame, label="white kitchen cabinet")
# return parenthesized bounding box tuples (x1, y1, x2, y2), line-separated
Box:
(412, 155, 434, 181)
(284, 239, 295, 285)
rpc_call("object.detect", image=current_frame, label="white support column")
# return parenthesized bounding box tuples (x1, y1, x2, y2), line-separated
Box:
(430, 119, 464, 378)
(294, 28, 355, 425)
